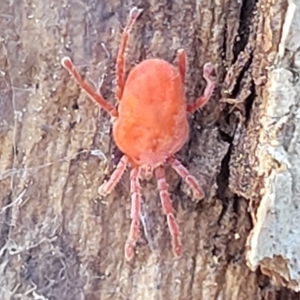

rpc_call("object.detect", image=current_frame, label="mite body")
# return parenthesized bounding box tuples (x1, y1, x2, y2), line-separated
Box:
(61, 7, 216, 260)
(114, 58, 189, 171)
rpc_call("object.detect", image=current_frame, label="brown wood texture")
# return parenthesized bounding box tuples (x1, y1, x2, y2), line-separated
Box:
(0, 0, 300, 299)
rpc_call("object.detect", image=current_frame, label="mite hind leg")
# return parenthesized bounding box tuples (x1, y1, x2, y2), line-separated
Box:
(125, 168, 142, 260)
(167, 156, 204, 199)
(116, 7, 142, 101)
(155, 166, 182, 257)
(98, 155, 129, 195)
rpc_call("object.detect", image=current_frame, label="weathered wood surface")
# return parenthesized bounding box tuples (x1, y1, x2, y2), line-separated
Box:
(0, 0, 300, 299)
(244, 1, 300, 292)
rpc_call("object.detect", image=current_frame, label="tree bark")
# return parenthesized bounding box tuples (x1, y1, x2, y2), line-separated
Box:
(0, 0, 299, 299)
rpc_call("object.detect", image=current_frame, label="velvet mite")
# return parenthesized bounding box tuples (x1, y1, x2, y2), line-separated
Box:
(61, 7, 216, 260)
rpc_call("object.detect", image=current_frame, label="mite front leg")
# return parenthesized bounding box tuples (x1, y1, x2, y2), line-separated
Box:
(116, 7, 142, 101)
(155, 166, 182, 257)
(186, 62, 216, 113)
(61, 57, 118, 117)
(125, 168, 141, 260)
(167, 156, 204, 199)
(98, 155, 129, 196)
(177, 49, 187, 84)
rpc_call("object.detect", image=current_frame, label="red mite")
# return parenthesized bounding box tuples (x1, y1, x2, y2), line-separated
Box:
(61, 7, 216, 260)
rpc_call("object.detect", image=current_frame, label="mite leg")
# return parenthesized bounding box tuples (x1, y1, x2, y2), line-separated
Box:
(186, 62, 216, 113)
(155, 166, 182, 257)
(98, 155, 129, 195)
(177, 48, 187, 84)
(167, 156, 204, 199)
(116, 7, 143, 101)
(61, 57, 118, 117)
(125, 168, 141, 260)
